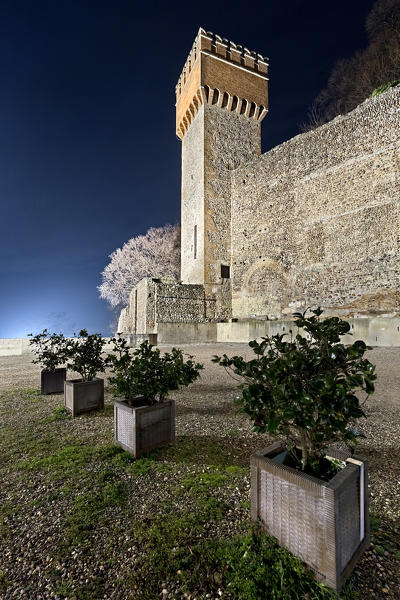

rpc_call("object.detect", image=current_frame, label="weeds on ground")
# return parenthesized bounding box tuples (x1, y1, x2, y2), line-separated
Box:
(64, 477, 128, 544)
(370, 513, 400, 560)
(163, 435, 250, 467)
(0, 570, 8, 592)
(45, 405, 72, 422)
(0, 387, 41, 405)
(129, 517, 356, 600)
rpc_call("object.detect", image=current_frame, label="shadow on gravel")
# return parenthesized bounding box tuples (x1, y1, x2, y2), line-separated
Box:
(162, 434, 267, 468)
(83, 403, 114, 418)
(176, 400, 236, 417)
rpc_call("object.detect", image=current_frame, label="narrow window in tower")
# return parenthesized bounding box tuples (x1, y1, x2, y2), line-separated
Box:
(194, 225, 197, 259)
(221, 265, 230, 279)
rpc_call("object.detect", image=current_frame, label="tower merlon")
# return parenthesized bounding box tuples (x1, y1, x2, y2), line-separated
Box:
(175, 27, 269, 139)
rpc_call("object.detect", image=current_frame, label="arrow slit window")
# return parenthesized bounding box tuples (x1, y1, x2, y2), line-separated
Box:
(221, 265, 230, 279)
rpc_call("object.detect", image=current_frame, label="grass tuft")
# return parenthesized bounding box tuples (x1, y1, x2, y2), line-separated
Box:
(0, 570, 8, 592)
(45, 405, 72, 422)
(370, 80, 400, 97)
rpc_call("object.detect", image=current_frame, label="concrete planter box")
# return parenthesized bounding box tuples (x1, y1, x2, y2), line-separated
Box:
(64, 378, 104, 417)
(114, 398, 175, 457)
(251, 442, 369, 591)
(41, 368, 66, 395)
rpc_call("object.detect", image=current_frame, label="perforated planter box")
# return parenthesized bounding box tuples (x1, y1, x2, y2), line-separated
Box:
(251, 442, 369, 591)
(114, 399, 175, 457)
(41, 368, 66, 395)
(64, 378, 104, 417)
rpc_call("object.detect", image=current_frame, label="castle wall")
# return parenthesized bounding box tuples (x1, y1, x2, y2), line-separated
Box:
(203, 104, 261, 320)
(181, 106, 205, 285)
(231, 88, 400, 319)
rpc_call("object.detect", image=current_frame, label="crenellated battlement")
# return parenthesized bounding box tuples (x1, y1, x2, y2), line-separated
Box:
(175, 27, 269, 139)
(175, 28, 269, 101)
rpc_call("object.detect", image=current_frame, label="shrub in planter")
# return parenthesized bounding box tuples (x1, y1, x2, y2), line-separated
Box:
(108, 337, 203, 456)
(64, 329, 107, 416)
(213, 308, 376, 590)
(28, 329, 68, 394)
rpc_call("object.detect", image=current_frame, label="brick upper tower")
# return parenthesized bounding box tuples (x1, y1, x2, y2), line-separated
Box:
(176, 28, 269, 320)
(176, 28, 269, 139)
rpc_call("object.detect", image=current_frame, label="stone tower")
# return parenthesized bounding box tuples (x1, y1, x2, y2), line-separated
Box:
(176, 28, 268, 320)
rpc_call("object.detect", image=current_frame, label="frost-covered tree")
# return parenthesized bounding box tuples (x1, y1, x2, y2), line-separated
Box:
(99, 224, 180, 309)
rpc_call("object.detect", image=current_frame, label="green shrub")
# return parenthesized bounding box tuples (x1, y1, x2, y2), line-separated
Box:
(28, 329, 68, 372)
(107, 338, 203, 403)
(66, 329, 107, 381)
(213, 308, 376, 476)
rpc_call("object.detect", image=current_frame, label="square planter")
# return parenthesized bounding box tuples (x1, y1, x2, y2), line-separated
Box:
(114, 398, 175, 457)
(251, 442, 369, 591)
(41, 368, 66, 395)
(64, 378, 104, 417)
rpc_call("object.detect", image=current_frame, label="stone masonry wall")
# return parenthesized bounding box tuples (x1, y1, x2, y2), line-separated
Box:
(181, 106, 204, 285)
(203, 103, 261, 320)
(117, 307, 129, 333)
(135, 278, 156, 334)
(155, 281, 206, 323)
(230, 88, 400, 319)
(181, 102, 261, 320)
(124, 278, 209, 334)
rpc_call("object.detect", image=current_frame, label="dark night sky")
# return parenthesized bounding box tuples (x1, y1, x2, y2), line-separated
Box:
(0, 0, 375, 337)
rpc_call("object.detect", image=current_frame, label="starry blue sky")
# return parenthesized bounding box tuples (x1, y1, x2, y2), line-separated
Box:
(0, 0, 374, 337)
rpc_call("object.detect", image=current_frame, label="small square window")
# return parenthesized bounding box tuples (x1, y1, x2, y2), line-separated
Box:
(221, 265, 230, 279)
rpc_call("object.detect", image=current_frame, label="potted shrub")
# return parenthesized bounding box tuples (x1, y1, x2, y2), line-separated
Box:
(107, 337, 203, 457)
(28, 329, 68, 394)
(213, 308, 376, 591)
(64, 329, 107, 416)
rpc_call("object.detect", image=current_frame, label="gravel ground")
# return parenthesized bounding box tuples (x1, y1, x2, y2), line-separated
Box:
(0, 344, 399, 600)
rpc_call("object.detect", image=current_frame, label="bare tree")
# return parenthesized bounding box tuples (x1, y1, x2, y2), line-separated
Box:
(99, 224, 180, 309)
(302, 0, 400, 130)
(299, 101, 325, 133)
(366, 0, 400, 40)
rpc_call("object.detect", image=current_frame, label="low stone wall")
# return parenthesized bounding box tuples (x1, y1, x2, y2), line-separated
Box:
(157, 322, 217, 344)
(121, 333, 158, 347)
(0, 338, 114, 357)
(0, 339, 32, 356)
(217, 317, 400, 346)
